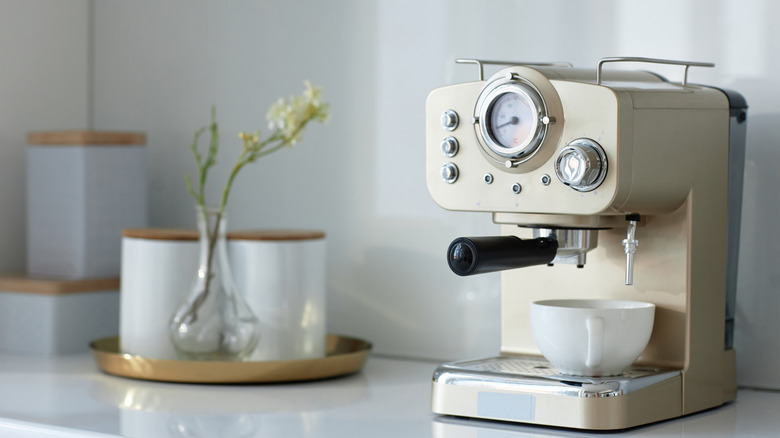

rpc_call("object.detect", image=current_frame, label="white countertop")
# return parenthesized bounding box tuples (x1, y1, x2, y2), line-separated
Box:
(0, 351, 779, 437)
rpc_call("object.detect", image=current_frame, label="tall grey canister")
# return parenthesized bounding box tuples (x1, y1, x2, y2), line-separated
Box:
(26, 131, 148, 278)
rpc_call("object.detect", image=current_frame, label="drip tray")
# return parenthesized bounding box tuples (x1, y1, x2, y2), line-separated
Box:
(433, 356, 680, 398)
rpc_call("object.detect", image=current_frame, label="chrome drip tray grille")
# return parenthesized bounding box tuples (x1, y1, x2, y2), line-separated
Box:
(460, 356, 559, 376)
(433, 356, 680, 398)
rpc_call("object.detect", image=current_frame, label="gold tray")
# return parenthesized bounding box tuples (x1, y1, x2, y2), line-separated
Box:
(90, 334, 372, 384)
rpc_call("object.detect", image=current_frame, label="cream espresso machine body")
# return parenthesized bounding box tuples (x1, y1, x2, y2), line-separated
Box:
(426, 58, 747, 430)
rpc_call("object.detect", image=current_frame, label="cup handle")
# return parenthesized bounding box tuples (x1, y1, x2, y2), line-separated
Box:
(586, 316, 603, 368)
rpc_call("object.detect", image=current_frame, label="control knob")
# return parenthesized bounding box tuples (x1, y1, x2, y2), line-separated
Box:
(554, 138, 607, 192)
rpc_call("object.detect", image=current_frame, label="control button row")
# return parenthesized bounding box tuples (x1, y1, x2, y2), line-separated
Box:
(441, 167, 523, 195)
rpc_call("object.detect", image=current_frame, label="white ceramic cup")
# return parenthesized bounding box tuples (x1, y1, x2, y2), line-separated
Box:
(529, 299, 655, 376)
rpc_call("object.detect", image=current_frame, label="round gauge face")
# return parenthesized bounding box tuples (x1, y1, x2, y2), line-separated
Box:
(487, 91, 539, 152)
(474, 73, 558, 170)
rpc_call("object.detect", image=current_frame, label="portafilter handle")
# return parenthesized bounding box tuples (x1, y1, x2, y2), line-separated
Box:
(447, 236, 559, 276)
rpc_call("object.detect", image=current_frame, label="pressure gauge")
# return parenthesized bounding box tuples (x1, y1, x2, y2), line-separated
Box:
(477, 81, 549, 165)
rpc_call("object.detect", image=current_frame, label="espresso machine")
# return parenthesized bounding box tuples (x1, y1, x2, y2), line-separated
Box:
(426, 57, 747, 430)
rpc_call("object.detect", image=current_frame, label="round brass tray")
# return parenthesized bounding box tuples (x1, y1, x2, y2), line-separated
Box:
(90, 334, 372, 384)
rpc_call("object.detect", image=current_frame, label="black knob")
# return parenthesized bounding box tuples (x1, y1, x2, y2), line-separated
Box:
(447, 236, 558, 276)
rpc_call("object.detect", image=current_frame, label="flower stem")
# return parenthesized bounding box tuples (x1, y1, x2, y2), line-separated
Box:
(182, 207, 222, 325)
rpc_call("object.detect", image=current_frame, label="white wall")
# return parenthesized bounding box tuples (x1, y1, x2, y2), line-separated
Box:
(0, 0, 765, 387)
(92, 0, 502, 361)
(0, 0, 90, 272)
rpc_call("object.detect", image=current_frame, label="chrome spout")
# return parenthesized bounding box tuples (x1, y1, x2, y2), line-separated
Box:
(622, 215, 640, 285)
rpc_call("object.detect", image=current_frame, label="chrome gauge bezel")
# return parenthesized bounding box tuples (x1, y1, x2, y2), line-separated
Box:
(475, 77, 550, 167)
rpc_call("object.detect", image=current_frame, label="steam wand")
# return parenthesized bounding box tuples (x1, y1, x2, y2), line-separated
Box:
(622, 214, 640, 285)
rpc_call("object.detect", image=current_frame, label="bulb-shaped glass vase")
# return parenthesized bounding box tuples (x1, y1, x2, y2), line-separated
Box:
(169, 206, 260, 361)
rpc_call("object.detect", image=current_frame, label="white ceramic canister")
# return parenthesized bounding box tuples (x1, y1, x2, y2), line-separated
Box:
(119, 228, 327, 361)
(229, 230, 326, 361)
(120, 229, 198, 360)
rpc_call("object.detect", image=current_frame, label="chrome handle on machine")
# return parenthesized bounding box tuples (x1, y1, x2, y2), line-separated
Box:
(596, 57, 715, 86)
(455, 58, 573, 81)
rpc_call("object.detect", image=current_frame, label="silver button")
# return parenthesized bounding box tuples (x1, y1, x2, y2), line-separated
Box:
(441, 110, 459, 131)
(441, 162, 459, 184)
(441, 136, 459, 157)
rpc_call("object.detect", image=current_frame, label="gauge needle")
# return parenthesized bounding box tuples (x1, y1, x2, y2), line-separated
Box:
(495, 117, 519, 129)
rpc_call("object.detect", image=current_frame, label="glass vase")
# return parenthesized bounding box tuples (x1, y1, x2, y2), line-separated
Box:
(169, 206, 260, 361)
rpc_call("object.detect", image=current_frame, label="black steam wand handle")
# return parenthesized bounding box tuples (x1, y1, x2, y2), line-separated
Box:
(447, 236, 558, 276)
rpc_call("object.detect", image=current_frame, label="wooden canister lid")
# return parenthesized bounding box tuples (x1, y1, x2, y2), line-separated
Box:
(123, 228, 325, 241)
(228, 230, 325, 241)
(27, 130, 147, 146)
(122, 228, 198, 241)
(0, 275, 120, 295)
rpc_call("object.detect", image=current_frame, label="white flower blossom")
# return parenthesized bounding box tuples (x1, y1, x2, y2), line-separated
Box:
(266, 81, 330, 146)
(189, 82, 329, 214)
